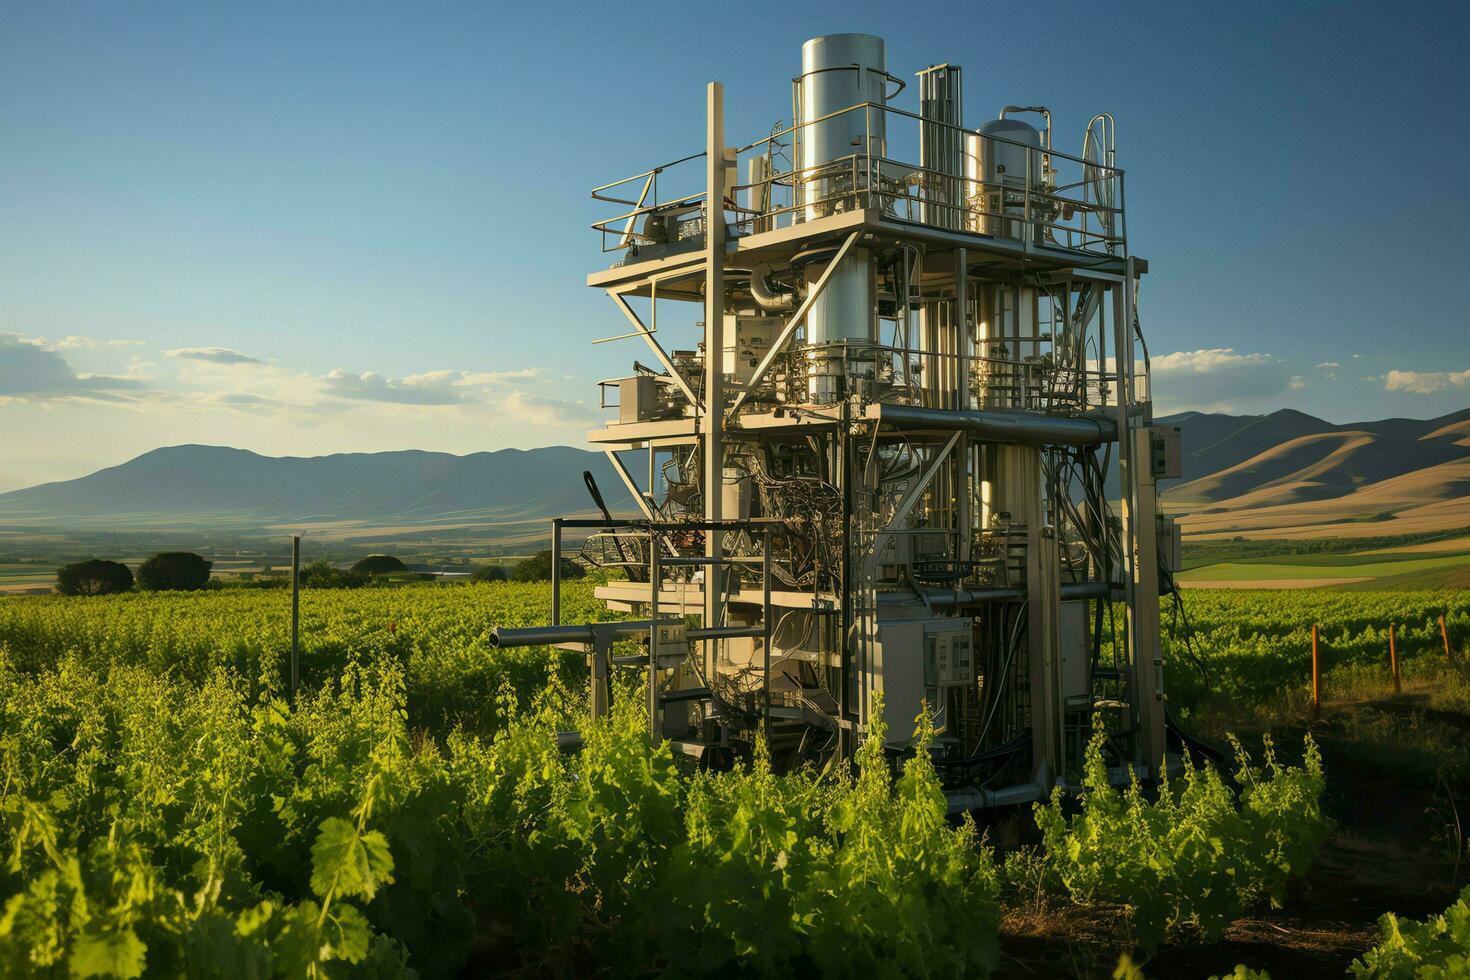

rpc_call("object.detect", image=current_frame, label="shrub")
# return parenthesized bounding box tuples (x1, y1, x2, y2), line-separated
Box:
(1351, 884, 1470, 978)
(470, 564, 507, 583)
(299, 560, 368, 589)
(137, 552, 213, 591)
(55, 559, 134, 596)
(351, 555, 408, 576)
(1035, 722, 1330, 950)
(511, 550, 585, 582)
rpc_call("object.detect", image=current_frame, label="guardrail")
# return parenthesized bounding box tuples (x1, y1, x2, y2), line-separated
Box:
(591, 102, 1126, 258)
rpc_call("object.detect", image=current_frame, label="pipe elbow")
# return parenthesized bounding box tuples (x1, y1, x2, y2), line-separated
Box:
(749, 262, 797, 312)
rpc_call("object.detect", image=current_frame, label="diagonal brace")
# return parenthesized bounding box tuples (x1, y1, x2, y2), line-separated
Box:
(726, 231, 861, 417)
(607, 290, 701, 410)
(890, 430, 962, 529)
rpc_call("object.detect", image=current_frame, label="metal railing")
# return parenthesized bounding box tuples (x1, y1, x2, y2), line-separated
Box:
(590, 102, 1127, 258)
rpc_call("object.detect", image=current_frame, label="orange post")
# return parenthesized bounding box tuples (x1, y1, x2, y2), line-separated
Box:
(1311, 624, 1321, 713)
(1443, 615, 1454, 662)
(1389, 624, 1400, 695)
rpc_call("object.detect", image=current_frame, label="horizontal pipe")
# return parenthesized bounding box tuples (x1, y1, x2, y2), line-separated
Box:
(902, 581, 1115, 609)
(874, 404, 1117, 446)
(489, 620, 656, 648)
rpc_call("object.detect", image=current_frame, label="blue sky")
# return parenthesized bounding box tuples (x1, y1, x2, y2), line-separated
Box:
(1, 0, 1466, 490)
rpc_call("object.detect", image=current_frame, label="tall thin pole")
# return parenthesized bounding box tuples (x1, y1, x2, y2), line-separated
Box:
(1442, 614, 1455, 662)
(703, 81, 726, 695)
(1389, 623, 1401, 695)
(290, 535, 300, 701)
(1310, 624, 1320, 714)
(551, 518, 563, 626)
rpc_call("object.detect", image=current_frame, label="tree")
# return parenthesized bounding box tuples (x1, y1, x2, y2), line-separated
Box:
(510, 550, 585, 582)
(56, 559, 133, 596)
(299, 560, 368, 589)
(350, 555, 408, 577)
(470, 564, 507, 583)
(137, 552, 213, 591)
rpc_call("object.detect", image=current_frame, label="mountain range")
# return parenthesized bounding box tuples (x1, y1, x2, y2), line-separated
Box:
(1, 407, 1466, 542)
(0, 445, 636, 536)
(1159, 407, 1470, 539)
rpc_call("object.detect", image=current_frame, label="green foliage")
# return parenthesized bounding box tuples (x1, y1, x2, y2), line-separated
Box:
(1159, 590, 1469, 713)
(1115, 957, 1271, 980)
(468, 564, 506, 583)
(510, 550, 585, 582)
(299, 560, 369, 590)
(1035, 721, 1330, 951)
(350, 556, 407, 577)
(54, 560, 133, 596)
(0, 587, 1001, 976)
(1351, 884, 1470, 978)
(136, 552, 212, 591)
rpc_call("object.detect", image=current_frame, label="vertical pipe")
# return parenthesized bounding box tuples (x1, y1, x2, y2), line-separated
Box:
(290, 535, 300, 701)
(649, 542, 661, 740)
(704, 82, 726, 701)
(1311, 624, 1321, 713)
(1389, 623, 1400, 695)
(551, 518, 563, 626)
(763, 529, 772, 734)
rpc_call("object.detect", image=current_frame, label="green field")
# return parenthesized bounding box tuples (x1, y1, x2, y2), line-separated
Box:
(0, 583, 1468, 975)
(1177, 551, 1470, 584)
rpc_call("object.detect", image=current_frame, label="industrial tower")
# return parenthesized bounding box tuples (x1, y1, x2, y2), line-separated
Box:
(493, 34, 1182, 807)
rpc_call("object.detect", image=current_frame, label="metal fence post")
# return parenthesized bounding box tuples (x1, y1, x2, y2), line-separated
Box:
(1389, 623, 1400, 695)
(290, 535, 300, 701)
(1311, 624, 1321, 715)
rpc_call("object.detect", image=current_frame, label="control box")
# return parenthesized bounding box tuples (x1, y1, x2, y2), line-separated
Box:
(1156, 514, 1182, 574)
(1149, 425, 1182, 480)
(653, 621, 688, 666)
(928, 629, 975, 686)
(618, 375, 660, 424)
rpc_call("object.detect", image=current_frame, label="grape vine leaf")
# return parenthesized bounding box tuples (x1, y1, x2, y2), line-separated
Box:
(69, 926, 147, 979)
(310, 817, 395, 902)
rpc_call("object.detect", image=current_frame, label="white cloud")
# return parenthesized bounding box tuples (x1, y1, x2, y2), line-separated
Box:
(1150, 348, 1274, 373)
(1148, 347, 1295, 414)
(457, 368, 549, 386)
(166, 346, 267, 365)
(1383, 368, 1470, 395)
(49, 335, 146, 350)
(0, 333, 145, 402)
(321, 369, 477, 405)
(1288, 375, 1307, 390)
(498, 390, 600, 428)
(1316, 361, 1339, 369)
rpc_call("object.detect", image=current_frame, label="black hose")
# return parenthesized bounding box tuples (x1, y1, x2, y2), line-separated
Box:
(582, 470, 631, 570)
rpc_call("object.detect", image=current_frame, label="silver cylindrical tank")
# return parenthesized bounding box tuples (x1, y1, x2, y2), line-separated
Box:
(975, 283, 1041, 410)
(798, 33, 887, 221)
(802, 245, 875, 403)
(796, 34, 885, 403)
(963, 118, 1041, 238)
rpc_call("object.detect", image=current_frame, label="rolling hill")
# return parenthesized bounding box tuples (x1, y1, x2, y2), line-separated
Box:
(0, 445, 637, 532)
(1159, 407, 1470, 540)
(1, 406, 1466, 545)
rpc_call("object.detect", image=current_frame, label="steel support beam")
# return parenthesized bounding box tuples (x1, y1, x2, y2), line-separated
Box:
(1114, 256, 1166, 773)
(890, 430, 962, 530)
(703, 82, 727, 714)
(608, 290, 701, 409)
(603, 449, 656, 521)
(726, 229, 861, 417)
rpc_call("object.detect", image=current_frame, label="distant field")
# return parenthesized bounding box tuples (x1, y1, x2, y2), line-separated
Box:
(1179, 547, 1470, 589)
